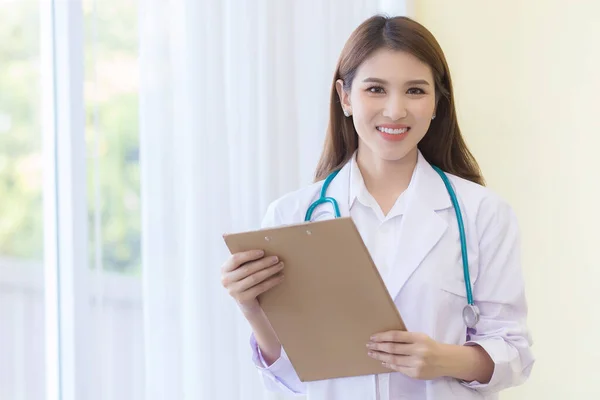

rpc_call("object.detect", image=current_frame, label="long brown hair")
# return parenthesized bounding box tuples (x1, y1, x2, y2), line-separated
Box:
(314, 15, 485, 186)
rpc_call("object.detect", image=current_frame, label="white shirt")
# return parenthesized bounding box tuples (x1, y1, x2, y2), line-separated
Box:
(250, 150, 534, 399)
(348, 152, 411, 281)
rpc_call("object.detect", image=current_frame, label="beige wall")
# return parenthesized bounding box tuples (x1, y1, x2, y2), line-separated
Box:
(415, 1, 600, 398)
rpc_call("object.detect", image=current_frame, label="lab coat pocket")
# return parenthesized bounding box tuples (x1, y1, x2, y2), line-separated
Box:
(438, 277, 468, 297)
(434, 226, 480, 297)
(437, 257, 479, 298)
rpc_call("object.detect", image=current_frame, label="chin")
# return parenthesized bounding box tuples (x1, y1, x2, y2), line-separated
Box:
(357, 136, 419, 163)
(376, 146, 416, 163)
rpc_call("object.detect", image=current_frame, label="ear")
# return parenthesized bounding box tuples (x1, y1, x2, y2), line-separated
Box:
(335, 79, 352, 116)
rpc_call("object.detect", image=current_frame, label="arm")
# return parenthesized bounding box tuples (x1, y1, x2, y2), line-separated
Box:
(245, 307, 281, 365)
(367, 332, 493, 383)
(458, 198, 535, 392)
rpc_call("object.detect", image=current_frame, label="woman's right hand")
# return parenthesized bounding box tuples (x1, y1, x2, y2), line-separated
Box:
(220, 250, 285, 315)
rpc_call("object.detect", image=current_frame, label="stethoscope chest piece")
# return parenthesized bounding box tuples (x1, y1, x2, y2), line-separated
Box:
(462, 304, 480, 329)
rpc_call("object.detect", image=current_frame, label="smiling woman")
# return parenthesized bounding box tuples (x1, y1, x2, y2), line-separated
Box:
(221, 14, 533, 400)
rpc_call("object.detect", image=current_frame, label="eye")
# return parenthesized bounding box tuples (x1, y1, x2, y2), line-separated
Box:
(407, 87, 426, 95)
(366, 86, 385, 94)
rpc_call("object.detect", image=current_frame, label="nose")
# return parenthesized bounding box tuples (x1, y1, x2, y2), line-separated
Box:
(382, 94, 407, 120)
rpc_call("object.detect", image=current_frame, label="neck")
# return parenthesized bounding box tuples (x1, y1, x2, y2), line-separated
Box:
(356, 147, 418, 214)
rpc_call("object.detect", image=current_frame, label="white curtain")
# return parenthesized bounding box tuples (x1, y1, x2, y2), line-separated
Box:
(139, 1, 410, 399)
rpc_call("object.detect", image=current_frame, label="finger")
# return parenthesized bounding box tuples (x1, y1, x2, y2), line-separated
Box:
(227, 255, 281, 283)
(381, 362, 399, 372)
(370, 330, 415, 343)
(231, 262, 285, 293)
(381, 363, 413, 375)
(366, 342, 413, 356)
(367, 350, 409, 366)
(221, 254, 278, 288)
(240, 272, 285, 301)
(222, 250, 265, 273)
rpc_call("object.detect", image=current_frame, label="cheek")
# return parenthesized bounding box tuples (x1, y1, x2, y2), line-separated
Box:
(411, 98, 436, 120)
(352, 95, 380, 121)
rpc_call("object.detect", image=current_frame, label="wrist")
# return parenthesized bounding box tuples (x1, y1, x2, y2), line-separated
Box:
(437, 343, 462, 378)
(239, 302, 263, 318)
(438, 343, 494, 383)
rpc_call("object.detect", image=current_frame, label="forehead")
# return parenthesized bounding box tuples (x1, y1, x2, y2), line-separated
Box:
(354, 48, 434, 83)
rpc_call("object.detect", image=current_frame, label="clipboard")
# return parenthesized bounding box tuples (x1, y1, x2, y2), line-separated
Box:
(222, 217, 406, 382)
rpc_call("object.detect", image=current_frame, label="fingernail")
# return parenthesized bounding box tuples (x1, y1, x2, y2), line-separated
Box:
(367, 351, 374, 357)
(256, 250, 265, 257)
(277, 262, 284, 269)
(366, 343, 373, 348)
(271, 256, 279, 263)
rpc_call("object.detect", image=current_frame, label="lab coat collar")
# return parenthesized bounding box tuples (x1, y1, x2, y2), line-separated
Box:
(343, 150, 452, 213)
(348, 152, 412, 220)
(348, 152, 367, 210)
(411, 149, 453, 211)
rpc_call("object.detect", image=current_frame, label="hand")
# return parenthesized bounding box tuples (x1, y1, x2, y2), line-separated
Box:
(220, 250, 285, 315)
(367, 330, 447, 380)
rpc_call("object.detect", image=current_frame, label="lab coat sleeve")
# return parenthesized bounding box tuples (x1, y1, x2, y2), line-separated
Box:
(460, 198, 535, 393)
(249, 333, 306, 396)
(246, 200, 306, 396)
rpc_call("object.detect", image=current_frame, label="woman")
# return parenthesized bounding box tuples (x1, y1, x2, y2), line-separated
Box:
(220, 15, 534, 399)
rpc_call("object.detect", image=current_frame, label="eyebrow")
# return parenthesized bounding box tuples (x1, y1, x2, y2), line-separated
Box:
(362, 77, 431, 86)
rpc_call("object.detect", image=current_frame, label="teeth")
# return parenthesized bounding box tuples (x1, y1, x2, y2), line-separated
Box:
(377, 127, 408, 135)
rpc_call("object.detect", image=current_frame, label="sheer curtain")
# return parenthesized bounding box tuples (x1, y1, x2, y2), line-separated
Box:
(138, 1, 410, 399)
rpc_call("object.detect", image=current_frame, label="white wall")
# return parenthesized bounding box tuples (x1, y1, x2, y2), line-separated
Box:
(415, 0, 600, 398)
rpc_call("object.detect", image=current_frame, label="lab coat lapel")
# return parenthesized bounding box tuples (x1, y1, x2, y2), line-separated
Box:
(385, 153, 451, 301)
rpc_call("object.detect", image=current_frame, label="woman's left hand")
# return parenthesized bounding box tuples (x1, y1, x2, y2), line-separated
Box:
(367, 330, 448, 380)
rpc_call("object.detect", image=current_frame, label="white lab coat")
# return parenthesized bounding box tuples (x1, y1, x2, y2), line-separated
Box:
(249, 151, 534, 399)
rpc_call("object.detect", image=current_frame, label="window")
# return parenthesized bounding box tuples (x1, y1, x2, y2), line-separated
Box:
(1, 1, 143, 398)
(0, 2, 46, 399)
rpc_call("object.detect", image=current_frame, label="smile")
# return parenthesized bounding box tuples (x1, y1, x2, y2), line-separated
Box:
(375, 125, 410, 142)
(376, 126, 409, 135)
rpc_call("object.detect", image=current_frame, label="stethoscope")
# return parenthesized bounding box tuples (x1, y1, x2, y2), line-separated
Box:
(304, 166, 480, 329)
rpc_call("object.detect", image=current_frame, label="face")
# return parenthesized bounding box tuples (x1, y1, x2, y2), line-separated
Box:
(336, 48, 437, 164)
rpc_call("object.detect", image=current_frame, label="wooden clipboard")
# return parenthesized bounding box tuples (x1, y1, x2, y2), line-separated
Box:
(222, 217, 406, 382)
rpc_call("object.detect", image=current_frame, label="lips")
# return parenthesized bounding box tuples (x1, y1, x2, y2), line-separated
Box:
(375, 125, 410, 142)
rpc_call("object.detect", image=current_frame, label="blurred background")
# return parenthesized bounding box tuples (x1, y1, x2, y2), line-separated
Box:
(1, 1, 143, 400)
(0, 0, 598, 399)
